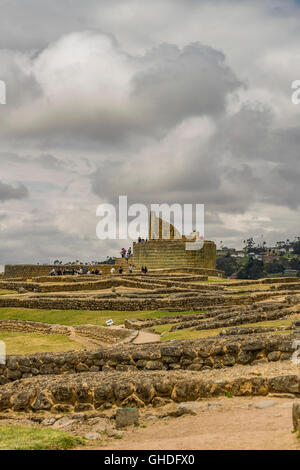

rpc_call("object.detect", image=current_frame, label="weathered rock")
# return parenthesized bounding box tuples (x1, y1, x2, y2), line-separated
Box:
(116, 407, 139, 428)
(173, 401, 203, 416)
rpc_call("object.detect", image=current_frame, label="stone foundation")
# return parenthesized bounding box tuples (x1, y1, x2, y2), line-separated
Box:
(0, 333, 296, 385)
(0, 368, 299, 412)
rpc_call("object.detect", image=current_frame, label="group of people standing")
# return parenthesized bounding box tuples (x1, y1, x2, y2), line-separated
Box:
(110, 264, 133, 275)
(49, 267, 102, 276)
(120, 247, 132, 261)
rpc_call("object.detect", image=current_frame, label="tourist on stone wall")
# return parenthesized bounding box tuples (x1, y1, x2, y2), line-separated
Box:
(129, 265, 133, 273)
(110, 267, 115, 275)
(50, 268, 55, 276)
(119, 266, 123, 274)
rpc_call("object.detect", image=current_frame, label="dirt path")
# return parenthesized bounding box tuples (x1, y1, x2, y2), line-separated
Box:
(67, 326, 101, 350)
(94, 396, 300, 450)
(132, 330, 161, 344)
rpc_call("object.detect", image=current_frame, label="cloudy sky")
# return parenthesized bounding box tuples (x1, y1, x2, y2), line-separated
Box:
(1, 0, 300, 267)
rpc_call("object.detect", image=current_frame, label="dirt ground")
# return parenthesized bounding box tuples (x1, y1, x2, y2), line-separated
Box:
(94, 396, 300, 450)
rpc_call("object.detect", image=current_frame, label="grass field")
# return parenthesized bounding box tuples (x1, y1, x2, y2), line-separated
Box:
(0, 331, 84, 354)
(0, 290, 17, 295)
(152, 314, 300, 342)
(0, 307, 197, 326)
(0, 425, 85, 450)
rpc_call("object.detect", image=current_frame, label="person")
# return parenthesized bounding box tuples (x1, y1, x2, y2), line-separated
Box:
(119, 266, 123, 274)
(94, 269, 99, 275)
(110, 267, 115, 275)
(57, 268, 62, 276)
(144, 266, 148, 274)
(141, 266, 145, 274)
(129, 264, 133, 273)
(138, 236, 141, 243)
(50, 268, 55, 276)
(71, 268, 75, 275)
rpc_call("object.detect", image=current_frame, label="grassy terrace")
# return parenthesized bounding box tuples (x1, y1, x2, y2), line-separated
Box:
(152, 314, 300, 341)
(0, 307, 197, 326)
(0, 331, 84, 354)
(0, 426, 85, 450)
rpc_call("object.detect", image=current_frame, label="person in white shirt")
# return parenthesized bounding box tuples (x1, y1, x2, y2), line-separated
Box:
(110, 267, 115, 275)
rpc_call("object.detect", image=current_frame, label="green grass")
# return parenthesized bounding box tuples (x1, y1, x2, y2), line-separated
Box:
(0, 307, 198, 327)
(159, 314, 300, 342)
(0, 290, 17, 295)
(152, 323, 176, 334)
(0, 425, 85, 450)
(0, 331, 84, 354)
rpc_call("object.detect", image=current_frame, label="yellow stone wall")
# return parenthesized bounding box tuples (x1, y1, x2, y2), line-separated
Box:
(132, 239, 216, 270)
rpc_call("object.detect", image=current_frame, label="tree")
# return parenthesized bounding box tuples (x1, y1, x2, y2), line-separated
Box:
(216, 256, 239, 277)
(265, 260, 284, 274)
(237, 258, 265, 279)
(292, 239, 300, 254)
(243, 237, 255, 253)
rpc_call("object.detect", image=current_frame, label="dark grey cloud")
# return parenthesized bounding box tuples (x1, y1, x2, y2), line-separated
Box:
(132, 43, 241, 132)
(0, 181, 28, 201)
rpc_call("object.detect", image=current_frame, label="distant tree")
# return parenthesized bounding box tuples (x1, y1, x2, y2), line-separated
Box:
(289, 258, 300, 271)
(243, 237, 256, 253)
(292, 238, 300, 254)
(237, 258, 265, 279)
(216, 256, 239, 277)
(99, 256, 116, 265)
(265, 260, 285, 274)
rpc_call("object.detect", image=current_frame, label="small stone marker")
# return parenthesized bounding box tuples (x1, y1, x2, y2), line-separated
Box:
(292, 402, 300, 432)
(116, 407, 139, 428)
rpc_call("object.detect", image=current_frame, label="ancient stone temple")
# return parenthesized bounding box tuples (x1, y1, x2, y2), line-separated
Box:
(132, 213, 218, 273)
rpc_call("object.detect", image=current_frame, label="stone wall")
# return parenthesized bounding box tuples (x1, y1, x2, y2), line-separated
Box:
(0, 370, 299, 412)
(0, 277, 160, 293)
(0, 320, 137, 346)
(132, 240, 216, 270)
(0, 290, 281, 311)
(4, 264, 113, 278)
(0, 333, 295, 385)
(0, 320, 70, 336)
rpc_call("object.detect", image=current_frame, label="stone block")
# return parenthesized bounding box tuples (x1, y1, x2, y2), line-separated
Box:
(116, 407, 139, 428)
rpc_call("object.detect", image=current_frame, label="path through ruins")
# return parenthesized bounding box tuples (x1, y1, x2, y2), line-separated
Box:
(93, 396, 300, 450)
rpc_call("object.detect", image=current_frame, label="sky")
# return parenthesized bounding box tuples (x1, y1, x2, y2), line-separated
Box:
(1, 0, 300, 265)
